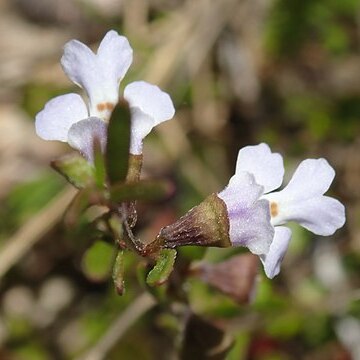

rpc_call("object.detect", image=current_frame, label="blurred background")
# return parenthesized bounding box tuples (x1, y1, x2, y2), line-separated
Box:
(0, 0, 359, 358)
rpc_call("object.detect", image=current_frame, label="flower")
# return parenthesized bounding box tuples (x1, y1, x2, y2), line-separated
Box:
(235, 143, 346, 278)
(155, 143, 345, 280)
(35, 30, 175, 162)
(155, 166, 274, 256)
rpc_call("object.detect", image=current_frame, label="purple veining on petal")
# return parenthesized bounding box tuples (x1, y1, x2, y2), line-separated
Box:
(227, 206, 251, 219)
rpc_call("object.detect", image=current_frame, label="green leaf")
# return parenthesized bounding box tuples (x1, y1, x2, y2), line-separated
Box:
(51, 153, 94, 189)
(146, 249, 177, 286)
(112, 250, 126, 295)
(110, 179, 174, 203)
(105, 100, 131, 185)
(93, 137, 106, 188)
(82, 241, 114, 282)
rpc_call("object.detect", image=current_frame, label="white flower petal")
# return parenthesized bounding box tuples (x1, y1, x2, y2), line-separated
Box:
(220, 172, 264, 209)
(269, 195, 345, 236)
(263, 158, 345, 235)
(124, 81, 175, 155)
(129, 108, 155, 155)
(276, 158, 335, 201)
(218, 171, 274, 255)
(61, 39, 97, 96)
(67, 117, 107, 162)
(260, 226, 292, 279)
(61, 31, 133, 120)
(124, 81, 175, 125)
(235, 143, 284, 193)
(35, 93, 88, 142)
(97, 30, 133, 84)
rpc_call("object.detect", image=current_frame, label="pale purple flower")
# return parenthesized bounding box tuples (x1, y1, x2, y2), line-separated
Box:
(235, 143, 346, 278)
(218, 170, 274, 256)
(35, 30, 175, 161)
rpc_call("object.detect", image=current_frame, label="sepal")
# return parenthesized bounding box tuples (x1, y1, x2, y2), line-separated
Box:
(105, 100, 131, 185)
(124, 153, 143, 227)
(51, 153, 94, 189)
(112, 250, 126, 295)
(146, 249, 177, 287)
(156, 193, 231, 249)
(126, 154, 143, 182)
(93, 137, 106, 188)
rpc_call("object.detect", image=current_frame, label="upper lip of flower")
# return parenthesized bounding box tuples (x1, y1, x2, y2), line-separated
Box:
(60, 30, 133, 122)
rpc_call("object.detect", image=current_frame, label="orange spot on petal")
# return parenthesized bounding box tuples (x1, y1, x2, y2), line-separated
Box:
(96, 102, 114, 113)
(97, 103, 106, 112)
(105, 102, 114, 111)
(270, 202, 279, 217)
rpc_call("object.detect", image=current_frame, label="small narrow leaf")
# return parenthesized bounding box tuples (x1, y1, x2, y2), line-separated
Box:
(110, 179, 174, 203)
(93, 137, 106, 188)
(82, 241, 114, 282)
(112, 250, 126, 295)
(146, 249, 177, 286)
(105, 100, 131, 185)
(51, 153, 94, 189)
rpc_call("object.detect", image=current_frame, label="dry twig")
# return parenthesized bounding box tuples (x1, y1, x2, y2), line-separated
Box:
(0, 187, 77, 281)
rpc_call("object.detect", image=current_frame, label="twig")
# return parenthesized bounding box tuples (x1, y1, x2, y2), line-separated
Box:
(77, 292, 156, 360)
(0, 186, 77, 280)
